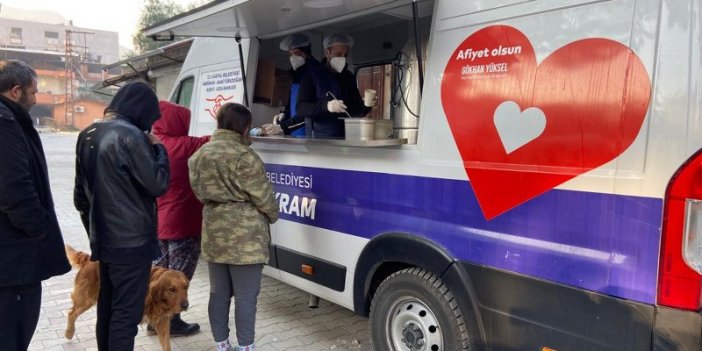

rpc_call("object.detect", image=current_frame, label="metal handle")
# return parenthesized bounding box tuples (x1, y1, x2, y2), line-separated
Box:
(326, 91, 352, 118)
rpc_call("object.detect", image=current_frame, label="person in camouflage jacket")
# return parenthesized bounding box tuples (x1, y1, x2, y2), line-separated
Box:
(188, 103, 278, 351)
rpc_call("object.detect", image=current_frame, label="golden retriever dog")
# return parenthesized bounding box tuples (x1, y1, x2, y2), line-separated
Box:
(64, 245, 190, 351)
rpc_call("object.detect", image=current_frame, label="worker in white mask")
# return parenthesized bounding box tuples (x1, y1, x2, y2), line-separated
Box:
(289, 33, 376, 138)
(263, 33, 321, 137)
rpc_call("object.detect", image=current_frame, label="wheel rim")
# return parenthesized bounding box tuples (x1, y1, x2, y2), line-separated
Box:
(386, 296, 444, 351)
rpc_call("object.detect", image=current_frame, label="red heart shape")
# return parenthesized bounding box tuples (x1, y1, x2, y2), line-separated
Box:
(441, 25, 651, 219)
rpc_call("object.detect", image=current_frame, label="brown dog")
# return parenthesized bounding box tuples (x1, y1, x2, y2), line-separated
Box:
(64, 245, 190, 351)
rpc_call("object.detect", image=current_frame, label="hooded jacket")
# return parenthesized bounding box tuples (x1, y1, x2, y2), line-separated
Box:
(74, 82, 170, 263)
(152, 101, 210, 241)
(0, 95, 71, 286)
(189, 129, 278, 265)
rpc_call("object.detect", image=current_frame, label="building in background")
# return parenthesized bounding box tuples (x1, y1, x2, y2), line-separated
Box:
(0, 4, 119, 130)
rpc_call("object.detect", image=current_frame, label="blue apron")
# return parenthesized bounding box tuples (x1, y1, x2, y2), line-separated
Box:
(289, 83, 305, 136)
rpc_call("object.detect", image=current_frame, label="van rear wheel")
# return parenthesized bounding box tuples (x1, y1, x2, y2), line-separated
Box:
(369, 267, 470, 351)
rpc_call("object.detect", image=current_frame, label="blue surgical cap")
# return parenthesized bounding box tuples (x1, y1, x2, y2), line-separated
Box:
(323, 33, 354, 49)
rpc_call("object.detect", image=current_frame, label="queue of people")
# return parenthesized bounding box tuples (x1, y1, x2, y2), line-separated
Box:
(0, 31, 368, 351)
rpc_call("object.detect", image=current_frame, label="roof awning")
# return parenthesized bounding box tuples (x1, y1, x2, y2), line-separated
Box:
(143, 0, 415, 40)
(91, 38, 194, 94)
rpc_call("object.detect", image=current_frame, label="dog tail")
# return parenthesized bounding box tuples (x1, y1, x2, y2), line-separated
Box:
(65, 245, 91, 269)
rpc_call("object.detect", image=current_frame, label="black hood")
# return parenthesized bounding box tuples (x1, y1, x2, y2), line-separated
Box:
(106, 81, 160, 131)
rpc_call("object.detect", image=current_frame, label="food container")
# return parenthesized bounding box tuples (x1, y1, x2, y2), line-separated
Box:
(373, 119, 394, 139)
(344, 118, 375, 141)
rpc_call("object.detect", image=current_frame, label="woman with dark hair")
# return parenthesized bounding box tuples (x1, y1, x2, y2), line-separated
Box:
(188, 103, 278, 351)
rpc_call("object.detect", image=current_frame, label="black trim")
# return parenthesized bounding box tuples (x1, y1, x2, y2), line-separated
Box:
(461, 262, 655, 350)
(653, 306, 702, 350)
(442, 261, 487, 351)
(353, 233, 454, 316)
(271, 245, 346, 292)
(352, 232, 675, 350)
(267, 244, 277, 268)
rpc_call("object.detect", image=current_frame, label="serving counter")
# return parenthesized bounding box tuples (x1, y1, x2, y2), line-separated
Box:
(250, 135, 408, 147)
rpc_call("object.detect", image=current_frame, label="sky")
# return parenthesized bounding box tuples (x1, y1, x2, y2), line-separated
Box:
(0, 0, 196, 50)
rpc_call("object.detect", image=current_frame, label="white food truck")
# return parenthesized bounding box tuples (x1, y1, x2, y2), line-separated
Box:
(145, 0, 702, 350)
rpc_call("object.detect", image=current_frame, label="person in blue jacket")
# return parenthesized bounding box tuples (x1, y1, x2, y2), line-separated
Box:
(263, 33, 321, 136)
(0, 59, 71, 351)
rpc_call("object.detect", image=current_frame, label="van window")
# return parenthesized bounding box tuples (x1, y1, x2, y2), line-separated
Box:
(173, 77, 194, 109)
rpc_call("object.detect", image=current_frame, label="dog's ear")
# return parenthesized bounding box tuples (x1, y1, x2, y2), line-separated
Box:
(145, 269, 168, 309)
(149, 266, 167, 283)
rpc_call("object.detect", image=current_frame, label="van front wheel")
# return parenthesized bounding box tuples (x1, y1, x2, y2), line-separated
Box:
(369, 267, 470, 351)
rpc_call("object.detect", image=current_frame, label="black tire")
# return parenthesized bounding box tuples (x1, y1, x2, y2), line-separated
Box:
(369, 267, 471, 351)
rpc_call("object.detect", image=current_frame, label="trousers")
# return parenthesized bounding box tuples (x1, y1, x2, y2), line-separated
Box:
(208, 262, 263, 346)
(0, 283, 42, 351)
(96, 260, 151, 351)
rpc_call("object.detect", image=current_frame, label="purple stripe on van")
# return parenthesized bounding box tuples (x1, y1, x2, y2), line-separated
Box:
(266, 164, 663, 304)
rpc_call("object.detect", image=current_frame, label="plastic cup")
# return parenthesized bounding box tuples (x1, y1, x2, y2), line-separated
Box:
(364, 89, 377, 106)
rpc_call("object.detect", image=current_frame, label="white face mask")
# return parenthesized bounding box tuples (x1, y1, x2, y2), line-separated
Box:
(329, 57, 346, 73)
(289, 55, 305, 71)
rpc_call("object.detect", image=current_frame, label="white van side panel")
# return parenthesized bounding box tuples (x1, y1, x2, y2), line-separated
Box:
(262, 0, 674, 310)
(424, 0, 697, 201)
(175, 37, 257, 136)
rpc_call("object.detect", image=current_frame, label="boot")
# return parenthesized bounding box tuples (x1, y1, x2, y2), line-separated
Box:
(169, 313, 200, 336)
(216, 339, 233, 351)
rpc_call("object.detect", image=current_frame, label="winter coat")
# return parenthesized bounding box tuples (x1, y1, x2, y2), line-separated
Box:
(152, 101, 210, 241)
(0, 95, 70, 286)
(296, 59, 371, 138)
(188, 129, 278, 265)
(74, 82, 169, 263)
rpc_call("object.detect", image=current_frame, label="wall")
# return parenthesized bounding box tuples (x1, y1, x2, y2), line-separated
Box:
(53, 99, 108, 130)
(35, 70, 65, 95)
(0, 18, 119, 64)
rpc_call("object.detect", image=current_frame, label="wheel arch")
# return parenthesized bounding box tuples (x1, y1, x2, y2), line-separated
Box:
(353, 232, 487, 350)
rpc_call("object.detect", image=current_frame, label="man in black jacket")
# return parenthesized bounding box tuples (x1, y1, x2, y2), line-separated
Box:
(295, 33, 376, 138)
(74, 81, 169, 351)
(0, 60, 71, 351)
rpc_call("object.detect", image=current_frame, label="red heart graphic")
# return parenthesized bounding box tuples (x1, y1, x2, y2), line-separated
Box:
(441, 25, 651, 219)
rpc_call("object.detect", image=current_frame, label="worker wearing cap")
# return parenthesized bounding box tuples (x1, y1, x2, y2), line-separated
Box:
(292, 33, 376, 138)
(263, 33, 321, 137)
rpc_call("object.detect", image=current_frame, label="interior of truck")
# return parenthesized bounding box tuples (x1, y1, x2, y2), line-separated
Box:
(250, 0, 434, 144)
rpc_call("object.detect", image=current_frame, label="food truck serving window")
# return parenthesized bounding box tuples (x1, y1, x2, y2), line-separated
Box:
(248, 1, 433, 146)
(144, 0, 435, 146)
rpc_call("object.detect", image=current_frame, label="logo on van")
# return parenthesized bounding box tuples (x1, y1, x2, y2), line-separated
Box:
(441, 25, 651, 219)
(205, 94, 234, 118)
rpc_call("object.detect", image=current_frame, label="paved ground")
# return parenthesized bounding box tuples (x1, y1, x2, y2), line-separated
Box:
(29, 132, 371, 351)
